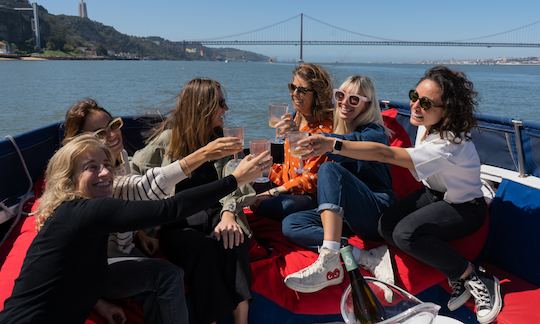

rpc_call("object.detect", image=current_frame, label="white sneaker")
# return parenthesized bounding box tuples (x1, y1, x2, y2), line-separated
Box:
(358, 245, 395, 302)
(358, 245, 395, 286)
(284, 247, 343, 293)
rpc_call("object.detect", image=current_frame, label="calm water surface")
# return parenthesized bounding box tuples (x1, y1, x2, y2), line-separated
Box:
(1, 61, 539, 142)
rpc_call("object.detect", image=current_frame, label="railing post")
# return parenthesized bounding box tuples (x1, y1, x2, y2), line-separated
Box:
(512, 119, 527, 177)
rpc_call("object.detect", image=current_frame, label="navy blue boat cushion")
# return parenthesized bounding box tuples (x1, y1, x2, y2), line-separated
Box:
(485, 179, 540, 286)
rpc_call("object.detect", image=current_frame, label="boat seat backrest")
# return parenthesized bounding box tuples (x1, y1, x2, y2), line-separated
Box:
(483, 179, 540, 286)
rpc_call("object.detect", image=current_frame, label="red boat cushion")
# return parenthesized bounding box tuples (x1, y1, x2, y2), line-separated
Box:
(248, 208, 489, 315)
(0, 200, 143, 323)
(0, 215, 37, 311)
(381, 108, 424, 199)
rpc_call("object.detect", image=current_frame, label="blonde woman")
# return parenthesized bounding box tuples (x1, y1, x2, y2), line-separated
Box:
(283, 75, 394, 293)
(0, 134, 269, 324)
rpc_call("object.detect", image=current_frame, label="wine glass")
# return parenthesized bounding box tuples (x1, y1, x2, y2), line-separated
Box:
(268, 103, 289, 143)
(340, 277, 441, 324)
(223, 127, 244, 168)
(287, 131, 310, 174)
(249, 139, 271, 183)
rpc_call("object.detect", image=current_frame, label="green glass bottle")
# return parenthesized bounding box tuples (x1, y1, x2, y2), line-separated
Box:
(340, 245, 387, 324)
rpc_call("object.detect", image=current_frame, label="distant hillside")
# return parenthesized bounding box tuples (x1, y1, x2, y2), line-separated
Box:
(0, 0, 268, 61)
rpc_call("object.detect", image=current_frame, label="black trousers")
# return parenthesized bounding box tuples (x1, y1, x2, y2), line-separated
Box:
(159, 209, 251, 324)
(378, 188, 486, 280)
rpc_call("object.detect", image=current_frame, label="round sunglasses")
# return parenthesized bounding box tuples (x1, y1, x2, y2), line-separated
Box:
(408, 90, 443, 111)
(288, 83, 314, 96)
(93, 117, 123, 139)
(333, 89, 369, 107)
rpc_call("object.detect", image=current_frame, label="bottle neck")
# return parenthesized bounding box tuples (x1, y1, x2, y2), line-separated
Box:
(340, 245, 359, 272)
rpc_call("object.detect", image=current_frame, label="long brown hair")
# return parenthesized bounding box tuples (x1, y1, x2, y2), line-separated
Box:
(151, 78, 224, 161)
(291, 63, 334, 125)
(62, 98, 112, 144)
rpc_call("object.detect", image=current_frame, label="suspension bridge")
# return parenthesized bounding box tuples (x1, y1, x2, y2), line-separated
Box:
(183, 13, 540, 61)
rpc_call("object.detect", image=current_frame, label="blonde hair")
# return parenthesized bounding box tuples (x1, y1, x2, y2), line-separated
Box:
(35, 134, 114, 230)
(150, 78, 224, 161)
(291, 63, 334, 126)
(333, 75, 388, 135)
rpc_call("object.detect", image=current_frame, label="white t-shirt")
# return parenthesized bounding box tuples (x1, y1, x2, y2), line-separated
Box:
(405, 126, 483, 204)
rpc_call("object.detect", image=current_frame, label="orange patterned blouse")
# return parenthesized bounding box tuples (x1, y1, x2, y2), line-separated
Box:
(268, 119, 333, 195)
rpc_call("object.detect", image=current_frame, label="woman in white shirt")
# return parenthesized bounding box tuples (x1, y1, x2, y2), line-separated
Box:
(300, 66, 501, 324)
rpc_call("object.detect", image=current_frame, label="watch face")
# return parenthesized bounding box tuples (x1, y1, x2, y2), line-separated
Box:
(333, 139, 343, 151)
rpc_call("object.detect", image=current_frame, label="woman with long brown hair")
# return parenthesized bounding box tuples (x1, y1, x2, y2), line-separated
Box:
(131, 78, 260, 324)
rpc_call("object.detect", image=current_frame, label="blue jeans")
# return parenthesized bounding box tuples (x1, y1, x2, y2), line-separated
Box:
(282, 163, 392, 249)
(256, 194, 317, 221)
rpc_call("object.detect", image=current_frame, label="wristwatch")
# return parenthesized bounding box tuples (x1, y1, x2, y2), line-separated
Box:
(332, 139, 343, 154)
(270, 188, 280, 197)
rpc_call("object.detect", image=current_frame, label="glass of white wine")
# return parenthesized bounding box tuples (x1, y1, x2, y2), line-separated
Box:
(223, 126, 244, 169)
(249, 139, 271, 183)
(268, 103, 289, 143)
(287, 131, 310, 174)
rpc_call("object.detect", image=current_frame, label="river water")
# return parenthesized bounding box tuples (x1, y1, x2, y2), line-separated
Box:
(1, 61, 539, 142)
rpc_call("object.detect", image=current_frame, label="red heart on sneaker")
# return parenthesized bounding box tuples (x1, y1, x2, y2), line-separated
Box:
(326, 268, 340, 280)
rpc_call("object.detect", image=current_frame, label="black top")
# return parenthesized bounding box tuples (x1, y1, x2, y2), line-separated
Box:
(0, 175, 237, 324)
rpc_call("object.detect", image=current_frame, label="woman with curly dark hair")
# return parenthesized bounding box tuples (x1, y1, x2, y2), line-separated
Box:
(298, 66, 501, 324)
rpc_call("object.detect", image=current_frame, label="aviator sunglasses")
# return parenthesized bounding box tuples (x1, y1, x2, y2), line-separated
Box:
(333, 89, 369, 107)
(288, 83, 314, 96)
(409, 90, 443, 111)
(93, 117, 123, 139)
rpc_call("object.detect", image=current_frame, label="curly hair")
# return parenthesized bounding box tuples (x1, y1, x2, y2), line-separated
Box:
(419, 65, 478, 143)
(35, 134, 114, 230)
(291, 63, 334, 125)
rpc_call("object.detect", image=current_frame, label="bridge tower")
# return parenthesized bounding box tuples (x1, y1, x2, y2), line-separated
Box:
(299, 13, 304, 63)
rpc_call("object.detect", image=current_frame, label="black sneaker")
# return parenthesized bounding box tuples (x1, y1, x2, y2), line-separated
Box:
(447, 278, 471, 311)
(465, 267, 502, 324)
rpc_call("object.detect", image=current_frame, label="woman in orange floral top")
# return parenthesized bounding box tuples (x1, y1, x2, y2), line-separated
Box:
(253, 63, 334, 221)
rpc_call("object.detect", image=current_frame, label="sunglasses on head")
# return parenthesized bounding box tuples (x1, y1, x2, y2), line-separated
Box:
(93, 117, 123, 139)
(288, 83, 314, 95)
(408, 90, 443, 111)
(333, 89, 369, 107)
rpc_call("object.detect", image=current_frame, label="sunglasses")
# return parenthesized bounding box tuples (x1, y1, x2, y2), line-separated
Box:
(218, 98, 227, 108)
(93, 117, 123, 139)
(409, 90, 443, 111)
(333, 89, 369, 107)
(288, 83, 314, 96)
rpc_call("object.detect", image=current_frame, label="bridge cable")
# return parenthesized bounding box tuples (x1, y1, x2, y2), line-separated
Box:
(302, 14, 401, 41)
(187, 14, 300, 41)
(449, 19, 540, 42)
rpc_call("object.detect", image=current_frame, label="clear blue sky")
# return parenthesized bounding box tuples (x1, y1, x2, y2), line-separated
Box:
(37, 0, 540, 62)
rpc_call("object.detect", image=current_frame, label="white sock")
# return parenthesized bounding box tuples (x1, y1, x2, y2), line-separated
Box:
(322, 240, 340, 252)
(352, 246, 363, 264)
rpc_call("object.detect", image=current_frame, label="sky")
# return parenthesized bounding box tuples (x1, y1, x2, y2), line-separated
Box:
(36, 0, 540, 63)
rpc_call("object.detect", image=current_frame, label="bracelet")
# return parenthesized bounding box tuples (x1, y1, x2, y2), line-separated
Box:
(270, 188, 280, 197)
(179, 158, 191, 178)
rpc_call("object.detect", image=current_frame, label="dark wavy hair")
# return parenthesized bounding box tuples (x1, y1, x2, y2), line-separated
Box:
(419, 65, 478, 143)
